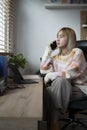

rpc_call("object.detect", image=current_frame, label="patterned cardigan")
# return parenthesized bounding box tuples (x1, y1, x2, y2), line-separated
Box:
(40, 47, 87, 95)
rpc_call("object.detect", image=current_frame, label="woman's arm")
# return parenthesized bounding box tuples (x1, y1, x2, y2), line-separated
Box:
(64, 48, 87, 79)
(40, 44, 53, 74)
(43, 48, 87, 84)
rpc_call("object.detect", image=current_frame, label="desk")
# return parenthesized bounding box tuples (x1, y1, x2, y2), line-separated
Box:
(0, 75, 43, 130)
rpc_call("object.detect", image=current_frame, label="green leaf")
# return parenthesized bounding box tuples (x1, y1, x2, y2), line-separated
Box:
(8, 53, 27, 69)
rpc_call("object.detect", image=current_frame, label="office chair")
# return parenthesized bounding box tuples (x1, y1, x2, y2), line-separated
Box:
(60, 40, 87, 130)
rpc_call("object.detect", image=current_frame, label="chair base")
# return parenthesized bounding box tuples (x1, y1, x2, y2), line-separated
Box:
(60, 118, 87, 130)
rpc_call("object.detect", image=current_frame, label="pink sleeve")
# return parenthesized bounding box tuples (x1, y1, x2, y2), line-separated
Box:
(64, 49, 87, 79)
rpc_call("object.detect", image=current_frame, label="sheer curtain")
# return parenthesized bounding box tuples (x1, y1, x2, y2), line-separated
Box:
(0, 0, 15, 55)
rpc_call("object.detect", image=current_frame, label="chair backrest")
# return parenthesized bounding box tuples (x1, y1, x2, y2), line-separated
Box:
(77, 40, 87, 61)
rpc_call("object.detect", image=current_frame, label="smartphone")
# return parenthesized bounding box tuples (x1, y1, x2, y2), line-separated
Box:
(50, 40, 57, 50)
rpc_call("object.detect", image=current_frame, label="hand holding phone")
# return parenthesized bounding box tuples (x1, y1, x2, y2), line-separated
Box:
(50, 40, 57, 50)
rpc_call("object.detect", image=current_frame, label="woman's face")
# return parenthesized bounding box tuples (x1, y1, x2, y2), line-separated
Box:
(56, 30, 68, 49)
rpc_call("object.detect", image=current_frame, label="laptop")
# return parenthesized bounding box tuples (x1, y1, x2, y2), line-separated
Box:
(9, 64, 38, 84)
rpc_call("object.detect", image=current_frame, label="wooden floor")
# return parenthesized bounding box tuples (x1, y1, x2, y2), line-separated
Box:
(0, 118, 39, 130)
(0, 75, 43, 130)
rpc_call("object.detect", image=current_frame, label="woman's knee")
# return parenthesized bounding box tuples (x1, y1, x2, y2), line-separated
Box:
(52, 77, 71, 85)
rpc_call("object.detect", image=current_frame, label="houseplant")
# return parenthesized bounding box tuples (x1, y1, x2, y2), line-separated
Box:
(8, 53, 27, 69)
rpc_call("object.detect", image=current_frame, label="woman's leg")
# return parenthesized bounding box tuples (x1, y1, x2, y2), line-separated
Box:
(43, 86, 55, 129)
(43, 77, 72, 130)
(50, 77, 72, 110)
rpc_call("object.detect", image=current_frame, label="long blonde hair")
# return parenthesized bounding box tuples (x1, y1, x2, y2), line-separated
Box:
(57, 27, 77, 53)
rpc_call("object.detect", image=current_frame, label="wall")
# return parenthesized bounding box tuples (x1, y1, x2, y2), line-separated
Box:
(15, 0, 86, 74)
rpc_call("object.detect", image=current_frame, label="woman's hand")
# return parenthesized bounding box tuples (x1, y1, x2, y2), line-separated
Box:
(44, 72, 58, 84)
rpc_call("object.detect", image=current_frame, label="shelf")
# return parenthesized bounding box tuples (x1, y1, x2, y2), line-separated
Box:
(82, 24, 87, 28)
(44, 3, 87, 9)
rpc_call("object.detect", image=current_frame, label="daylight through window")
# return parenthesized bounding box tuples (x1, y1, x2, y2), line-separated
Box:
(0, 0, 15, 55)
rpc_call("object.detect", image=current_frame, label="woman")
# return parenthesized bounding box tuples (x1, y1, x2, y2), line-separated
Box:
(40, 27, 87, 130)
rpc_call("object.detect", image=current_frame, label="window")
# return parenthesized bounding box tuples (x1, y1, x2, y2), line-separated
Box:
(0, 0, 15, 55)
